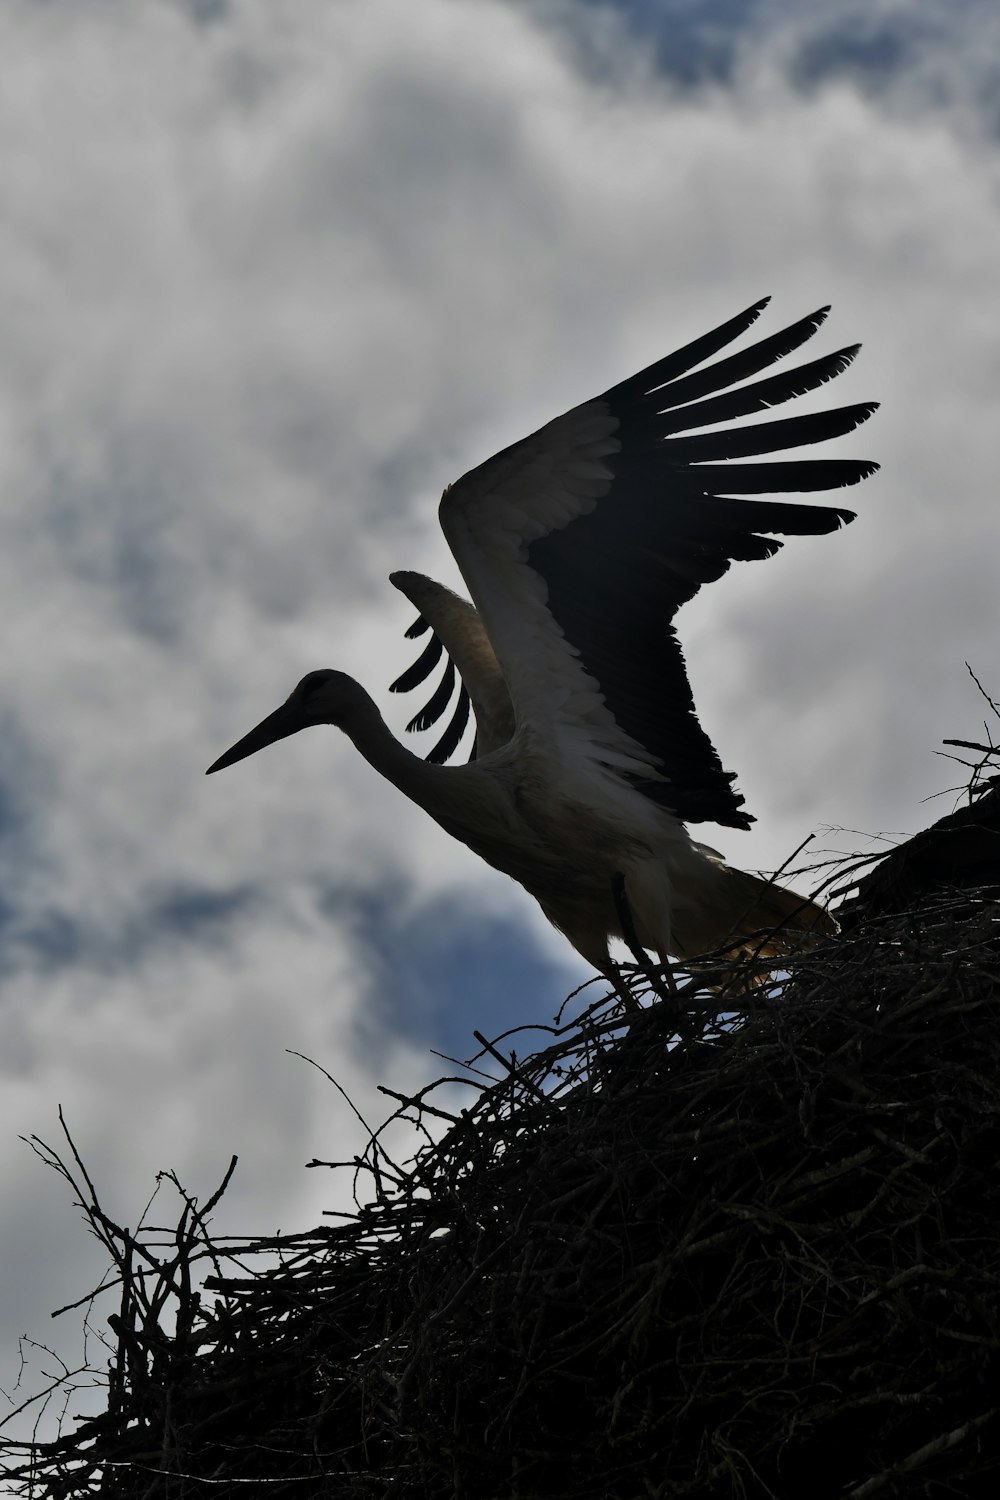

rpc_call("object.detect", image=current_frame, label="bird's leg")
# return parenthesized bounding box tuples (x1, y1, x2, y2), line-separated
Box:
(611, 873, 674, 1005)
(606, 961, 641, 1014)
(559, 922, 640, 1013)
(655, 945, 678, 994)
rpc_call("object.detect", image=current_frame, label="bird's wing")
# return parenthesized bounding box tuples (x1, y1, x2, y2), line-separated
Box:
(439, 298, 878, 829)
(388, 571, 516, 763)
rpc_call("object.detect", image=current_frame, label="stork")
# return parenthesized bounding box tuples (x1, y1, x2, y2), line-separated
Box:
(208, 298, 877, 985)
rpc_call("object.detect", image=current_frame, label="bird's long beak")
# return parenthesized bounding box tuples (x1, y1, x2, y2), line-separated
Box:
(206, 700, 307, 775)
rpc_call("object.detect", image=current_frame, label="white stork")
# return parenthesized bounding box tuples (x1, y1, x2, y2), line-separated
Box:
(208, 298, 877, 981)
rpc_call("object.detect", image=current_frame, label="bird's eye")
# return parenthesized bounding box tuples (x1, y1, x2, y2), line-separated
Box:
(297, 670, 334, 696)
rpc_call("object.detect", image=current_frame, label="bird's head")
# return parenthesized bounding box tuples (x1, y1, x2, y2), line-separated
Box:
(206, 669, 371, 775)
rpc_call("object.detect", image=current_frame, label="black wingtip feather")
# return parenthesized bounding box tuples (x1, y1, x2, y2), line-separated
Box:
(427, 684, 472, 764)
(638, 306, 837, 417)
(390, 633, 443, 693)
(689, 457, 878, 494)
(615, 297, 773, 402)
(659, 401, 880, 466)
(655, 344, 866, 437)
(406, 660, 456, 733)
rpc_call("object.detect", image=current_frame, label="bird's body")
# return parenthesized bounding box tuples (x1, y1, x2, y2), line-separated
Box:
(209, 298, 877, 982)
(331, 678, 829, 971)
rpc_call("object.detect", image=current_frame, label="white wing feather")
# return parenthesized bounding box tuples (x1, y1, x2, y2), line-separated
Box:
(439, 404, 662, 781)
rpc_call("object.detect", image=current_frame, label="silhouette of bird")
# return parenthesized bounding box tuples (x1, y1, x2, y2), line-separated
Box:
(208, 298, 877, 982)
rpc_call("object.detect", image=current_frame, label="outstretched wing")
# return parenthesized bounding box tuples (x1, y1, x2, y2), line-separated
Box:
(388, 571, 516, 764)
(439, 298, 878, 829)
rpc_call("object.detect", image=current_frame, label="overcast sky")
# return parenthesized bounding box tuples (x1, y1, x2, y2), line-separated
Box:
(2, 0, 998, 1444)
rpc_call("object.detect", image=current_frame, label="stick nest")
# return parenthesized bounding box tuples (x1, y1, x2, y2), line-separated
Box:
(4, 829, 1000, 1496)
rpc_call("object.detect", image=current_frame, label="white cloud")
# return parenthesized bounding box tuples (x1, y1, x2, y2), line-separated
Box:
(1, 0, 998, 1441)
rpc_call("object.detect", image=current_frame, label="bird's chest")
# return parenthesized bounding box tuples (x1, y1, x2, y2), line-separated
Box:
(517, 782, 635, 861)
(428, 753, 662, 904)
(503, 768, 658, 900)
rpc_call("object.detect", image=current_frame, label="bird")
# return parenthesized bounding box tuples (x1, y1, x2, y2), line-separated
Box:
(207, 297, 877, 986)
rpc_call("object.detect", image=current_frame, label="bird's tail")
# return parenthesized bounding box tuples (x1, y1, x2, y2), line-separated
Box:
(714, 865, 838, 956)
(672, 851, 837, 965)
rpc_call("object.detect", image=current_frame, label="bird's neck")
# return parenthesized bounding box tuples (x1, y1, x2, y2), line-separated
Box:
(338, 695, 447, 809)
(338, 692, 511, 851)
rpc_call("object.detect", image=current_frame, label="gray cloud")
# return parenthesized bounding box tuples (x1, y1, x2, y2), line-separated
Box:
(1, 0, 997, 1442)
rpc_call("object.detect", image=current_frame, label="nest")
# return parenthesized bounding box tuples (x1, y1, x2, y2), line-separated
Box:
(3, 792, 1000, 1498)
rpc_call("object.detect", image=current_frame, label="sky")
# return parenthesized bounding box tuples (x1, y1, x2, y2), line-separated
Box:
(1, 0, 999, 1448)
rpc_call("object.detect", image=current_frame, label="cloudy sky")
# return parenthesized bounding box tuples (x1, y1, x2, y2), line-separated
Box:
(2, 0, 998, 1441)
